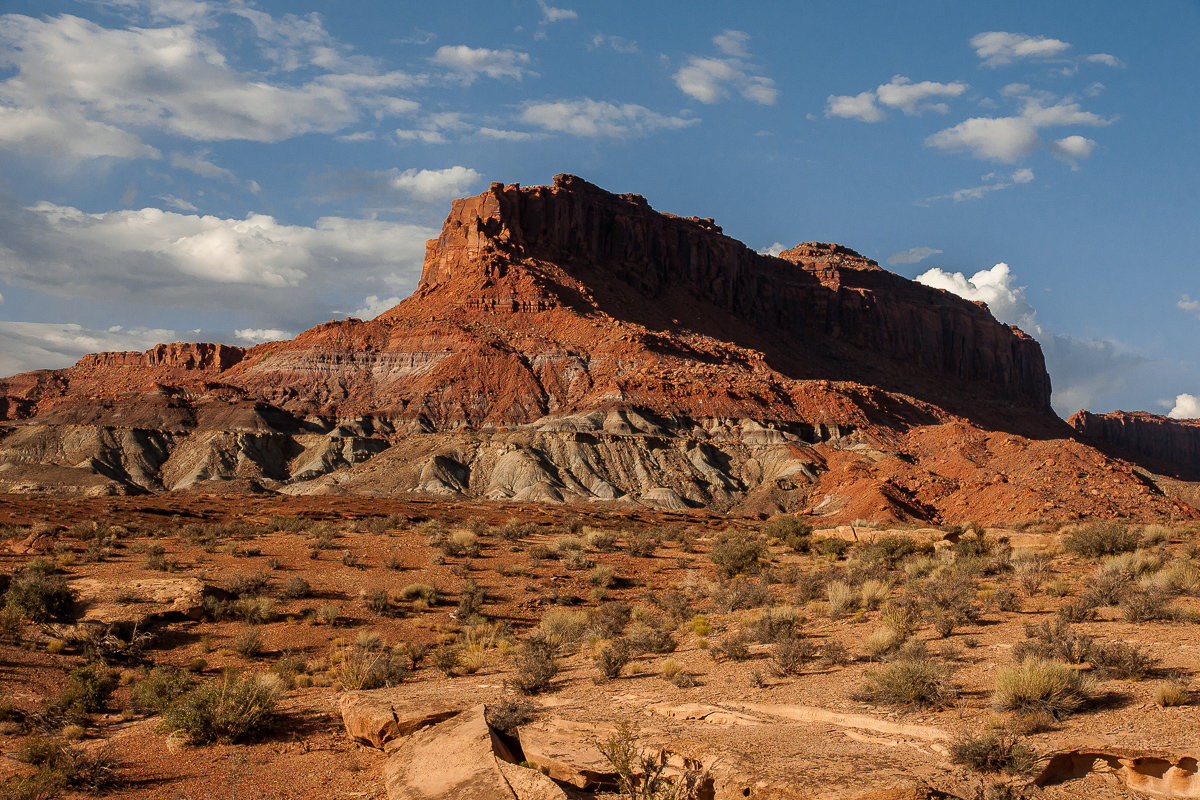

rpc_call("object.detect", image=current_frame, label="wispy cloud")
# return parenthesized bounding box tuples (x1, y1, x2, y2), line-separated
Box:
(520, 99, 698, 138)
(673, 30, 777, 105)
(887, 247, 942, 266)
(431, 45, 534, 83)
(970, 31, 1071, 67)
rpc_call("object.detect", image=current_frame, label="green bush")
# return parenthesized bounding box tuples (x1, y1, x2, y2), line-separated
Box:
(4, 572, 75, 622)
(132, 666, 195, 713)
(709, 533, 767, 578)
(1064, 522, 1140, 559)
(160, 673, 281, 744)
(763, 517, 813, 552)
(57, 664, 117, 717)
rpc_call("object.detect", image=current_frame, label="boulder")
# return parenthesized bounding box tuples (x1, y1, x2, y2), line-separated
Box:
(383, 704, 568, 800)
(518, 718, 618, 790)
(339, 693, 462, 750)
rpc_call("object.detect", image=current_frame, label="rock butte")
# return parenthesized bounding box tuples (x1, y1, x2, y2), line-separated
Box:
(0, 174, 1196, 522)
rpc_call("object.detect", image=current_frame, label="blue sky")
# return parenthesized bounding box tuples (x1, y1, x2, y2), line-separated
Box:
(0, 0, 1197, 419)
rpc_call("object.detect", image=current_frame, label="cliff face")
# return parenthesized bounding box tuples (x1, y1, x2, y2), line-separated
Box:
(0, 175, 1190, 522)
(403, 175, 1052, 414)
(1069, 410, 1200, 479)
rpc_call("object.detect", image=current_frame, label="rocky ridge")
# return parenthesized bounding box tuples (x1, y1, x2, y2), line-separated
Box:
(0, 176, 1194, 522)
(1069, 409, 1200, 480)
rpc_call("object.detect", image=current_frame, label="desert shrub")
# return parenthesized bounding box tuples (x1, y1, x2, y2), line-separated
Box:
(814, 537, 852, 558)
(711, 578, 773, 612)
(993, 587, 1021, 612)
(862, 627, 903, 661)
(709, 533, 767, 578)
(626, 532, 658, 558)
(431, 647, 461, 677)
(1119, 589, 1173, 622)
(598, 720, 686, 800)
(708, 629, 750, 663)
(589, 602, 632, 639)
(132, 666, 194, 713)
(1152, 677, 1191, 707)
(356, 589, 387, 615)
(751, 606, 799, 643)
(1014, 619, 1093, 665)
(226, 572, 271, 598)
(826, 580, 858, 617)
(821, 640, 851, 666)
(1103, 549, 1166, 578)
(660, 658, 695, 688)
(13, 738, 123, 794)
(317, 604, 340, 625)
(763, 516, 813, 552)
(398, 583, 438, 603)
(235, 596, 277, 624)
(0, 604, 25, 641)
(1012, 553, 1051, 595)
(505, 636, 559, 695)
(992, 658, 1098, 718)
(280, 577, 311, 599)
(338, 647, 409, 690)
(537, 609, 589, 652)
(627, 621, 677, 655)
(879, 600, 924, 639)
(794, 572, 825, 604)
(1142, 561, 1200, 596)
(595, 638, 632, 680)
(1083, 568, 1130, 608)
(855, 534, 932, 568)
(55, 664, 117, 718)
(858, 659, 954, 708)
(949, 730, 1034, 774)
(4, 572, 75, 622)
(230, 627, 265, 658)
(442, 531, 479, 558)
(161, 672, 281, 744)
(1064, 522, 1140, 559)
(585, 531, 618, 552)
(859, 579, 892, 610)
(772, 635, 815, 676)
(590, 564, 617, 588)
(923, 568, 979, 625)
(456, 581, 485, 619)
(486, 699, 536, 735)
(269, 516, 307, 533)
(1055, 600, 1098, 623)
(1090, 640, 1157, 680)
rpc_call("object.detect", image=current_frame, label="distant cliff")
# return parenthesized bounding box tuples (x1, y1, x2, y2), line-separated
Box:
(1069, 410, 1200, 478)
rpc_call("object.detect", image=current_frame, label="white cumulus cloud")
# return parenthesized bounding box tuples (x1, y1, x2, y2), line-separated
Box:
(352, 295, 403, 319)
(875, 76, 967, 115)
(673, 30, 777, 106)
(520, 99, 698, 138)
(887, 247, 942, 265)
(432, 45, 533, 83)
(0, 10, 423, 159)
(1048, 135, 1096, 162)
(0, 201, 435, 330)
(1168, 394, 1200, 419)
(825, 92, 886, 122)
(0, 321, 178, 378)
(234, 328, 292, 344)
(758, 243, 788, 257)
(971, 31, 1071, 67)
(925, 116, 1041, 162)
(916, 263, 1041, 334)
(1178, 295, 1200, 319)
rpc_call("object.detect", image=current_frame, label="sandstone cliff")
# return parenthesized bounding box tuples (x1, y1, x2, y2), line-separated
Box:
(1069, 410, 1200, 480)
(0, 176, 1191, 522)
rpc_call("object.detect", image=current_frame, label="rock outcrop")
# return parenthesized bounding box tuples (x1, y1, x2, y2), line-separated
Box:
(1069, 410, 1200, 479)
(0, 175, 1194, 522)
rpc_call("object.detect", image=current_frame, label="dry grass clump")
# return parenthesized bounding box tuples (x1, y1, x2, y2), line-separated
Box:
(857, 659, 954, 708)
(594, 638, 632, 680)
(991, 658, 1098, 719)
(1152, 677, 1191, 708)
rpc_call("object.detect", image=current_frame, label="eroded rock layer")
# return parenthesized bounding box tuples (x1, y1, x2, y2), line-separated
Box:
(0, 176, 1193, 522)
